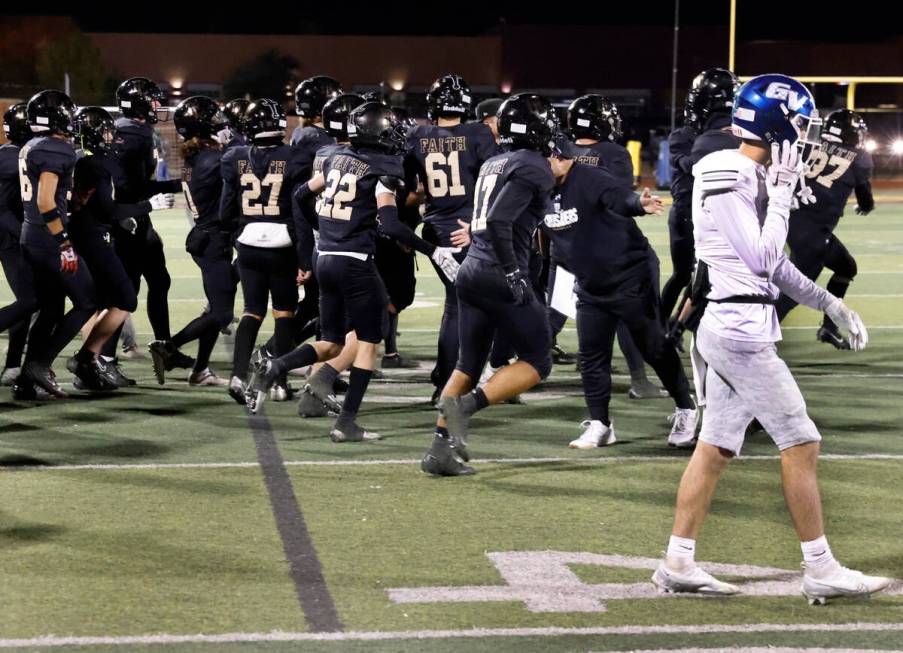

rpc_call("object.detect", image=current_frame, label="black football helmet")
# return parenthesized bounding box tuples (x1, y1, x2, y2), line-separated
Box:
(475, 97, 503, 123)
(116, 77, 167, 124)
(567, 95, 622, 142)
(244, 98, 286, 143)
(295, 76, 342, 119)
(347, 102, 405, 155)
(684, 68, 740, 130)
(426, 74, 472, 121)
(497, 93, 557, 156)
(822, 109, 868, 149)
(223, 99, 250, 136)
(73, 106, 115, 153)
(2, 103, 31, 146)
(26, 89, 77, 136)
(322, 93, 364, 140)
(174, 96, 229, 141)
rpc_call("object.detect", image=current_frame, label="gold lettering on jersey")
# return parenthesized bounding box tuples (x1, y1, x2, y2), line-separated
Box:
(330, 154, 371, 178)
(480, 158, 509, 176)
(823, 143, 857, 162)
(238, 160, 287, 176)
(574, 155, 600, 166)
(419, 136, 468, 154)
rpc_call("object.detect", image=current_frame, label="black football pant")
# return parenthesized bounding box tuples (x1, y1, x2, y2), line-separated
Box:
(660, 208, 695, 324)
(171, 232, 237, 373)
(0, 245, 38, 369)
(776, 219, 856, 330)
(455, 257, 552, 382)
(23, 244, 97, 367)
(423, 223, 468, 391)
(103, 218, 172, 358)
(576, 278, 692, 425)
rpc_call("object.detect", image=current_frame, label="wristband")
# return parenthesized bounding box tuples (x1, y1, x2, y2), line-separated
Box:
(41, 207, 62, 224)
(53, 229, 70, 246)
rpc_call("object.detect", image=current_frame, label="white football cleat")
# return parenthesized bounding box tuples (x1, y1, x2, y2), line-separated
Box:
(569, 420, 616, 449)
(652, 562, 740, 595)
(802, 564, 894, 605)
(668, 407, 698, 448)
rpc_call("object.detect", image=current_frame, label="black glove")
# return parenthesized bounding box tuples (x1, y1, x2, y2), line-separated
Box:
(505, 269, 532, 306)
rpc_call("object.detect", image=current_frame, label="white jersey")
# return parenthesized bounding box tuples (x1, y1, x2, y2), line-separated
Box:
(692, 149, 834, 342)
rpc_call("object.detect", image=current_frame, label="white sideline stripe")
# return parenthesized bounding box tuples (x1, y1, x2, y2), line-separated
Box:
(9, 453, 903, 472)
(592, 649, 901, 653)
(1, 623, 902, 648)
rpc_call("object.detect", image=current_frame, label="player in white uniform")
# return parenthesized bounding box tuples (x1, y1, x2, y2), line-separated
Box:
(651, 74, 892, 604)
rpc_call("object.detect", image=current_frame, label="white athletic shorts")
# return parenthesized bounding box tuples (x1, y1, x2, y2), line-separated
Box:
(696, 326, 821, 456)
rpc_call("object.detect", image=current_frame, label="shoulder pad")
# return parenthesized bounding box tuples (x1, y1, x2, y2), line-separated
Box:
(692, 150, 752, 193)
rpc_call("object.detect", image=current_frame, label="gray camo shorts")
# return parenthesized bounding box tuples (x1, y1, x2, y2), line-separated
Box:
(696, 326, 821, 456)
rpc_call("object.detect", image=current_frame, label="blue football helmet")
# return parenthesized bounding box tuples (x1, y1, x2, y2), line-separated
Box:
(732, 74, 821, 160)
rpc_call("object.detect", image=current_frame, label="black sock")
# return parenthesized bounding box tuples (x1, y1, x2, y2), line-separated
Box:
(274, 317, 293, 356)
(460, 387, 489, 415)
(276, 343, 319, 376)
(171, 314, 217, 348)
(101, 323, 123, 359)
(337, 366, 373, 426)
(194, 328, 218, 373)
(384, 312, 399, 356)
(75, 345, 95, 364)
(436, 425, 449, 438)
(310, 362, 339, 389)
(231, 316, 262, 379)
(588, 403, 610, 425)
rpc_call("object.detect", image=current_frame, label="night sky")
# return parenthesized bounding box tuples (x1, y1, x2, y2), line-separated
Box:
(4, 1, 899, 42)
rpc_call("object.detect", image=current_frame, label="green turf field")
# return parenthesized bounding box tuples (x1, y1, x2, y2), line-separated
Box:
(1, 201, 902, 652)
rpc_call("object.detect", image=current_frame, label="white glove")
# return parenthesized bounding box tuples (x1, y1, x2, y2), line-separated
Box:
(825, 299, 869, 351)
(214, 127, 233, 146)
(796, 176, 816, 206)
(431, 246, 461, 283)
(766, 140, 803, 214)
(149, 193, 174, 211)
(118, 217, 138, 235)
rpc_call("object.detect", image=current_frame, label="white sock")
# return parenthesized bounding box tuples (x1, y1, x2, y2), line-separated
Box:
(801, 536, 839, 576)
(666, 535, 696, 571)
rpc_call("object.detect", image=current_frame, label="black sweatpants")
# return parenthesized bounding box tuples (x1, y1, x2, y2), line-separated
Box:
(0, 245, 38, 368)
(576, 277, 691, 424)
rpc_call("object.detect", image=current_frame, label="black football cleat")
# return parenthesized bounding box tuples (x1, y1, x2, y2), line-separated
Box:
(168, 348, 196, 370)
(22, 361, 68, 399)
(421, 434, 475, 476)
(245, 348, 278, 414)
(817, 324, 851, 350)
(437, 396, 471, 462)
(67, 356, 118, 392)
(148, 340, 173, 384)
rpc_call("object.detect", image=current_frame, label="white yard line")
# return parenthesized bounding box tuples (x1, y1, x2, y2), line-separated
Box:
(1, 623, 902, 648)
(7, 453, 903, 473)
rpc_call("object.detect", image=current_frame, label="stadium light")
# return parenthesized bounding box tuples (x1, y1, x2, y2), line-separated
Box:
(389, 78, 405, 92)
(892, 139, 903, 155)
(864, 139, 878, 153)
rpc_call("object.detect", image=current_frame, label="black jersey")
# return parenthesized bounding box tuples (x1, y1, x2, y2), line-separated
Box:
(111, 117, 180, 207)
(70, 150, 151, 237)
(224, 132, 247, 151)
(668, 126, 697, 216)
(542, 163, 649, 297)
(19, 136, 76, 249)
(291, 124, 336, 180)
(182, 147, 226, 231)
(568, 140, 633, 189)
(691, 113, 740, 166)
(404, 122, 497, 231)
(794, 143, 873, 228)
(0, 143, 23, 248)
(220, 143, 309, 233)
(468, 149, 554, 272)
(315, 144, 404, 255)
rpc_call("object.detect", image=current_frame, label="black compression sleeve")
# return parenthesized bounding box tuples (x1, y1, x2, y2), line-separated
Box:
(377, 204, 435, 256)
(485, 180, 534, 274)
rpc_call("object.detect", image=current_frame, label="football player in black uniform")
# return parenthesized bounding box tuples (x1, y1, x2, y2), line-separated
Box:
(475, 98, 503, 140)
(420, 93, 557, 476)
(67, 106, 173, 391)
(221, 98, 308, 404)
(539, 149, 700, 449)
(404, 74, 497, 392)
(149, 96, 238, 386)
(103, 77, 186, 384)
(246, 102, 459, 442)
(566, 95, 666, 400)
(0, 103, 38, 386)
(660, 94, 699, 323)
(775, 109, 874, 349)
(285, 76, 343, 346)
(17, 90, 98, 398)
